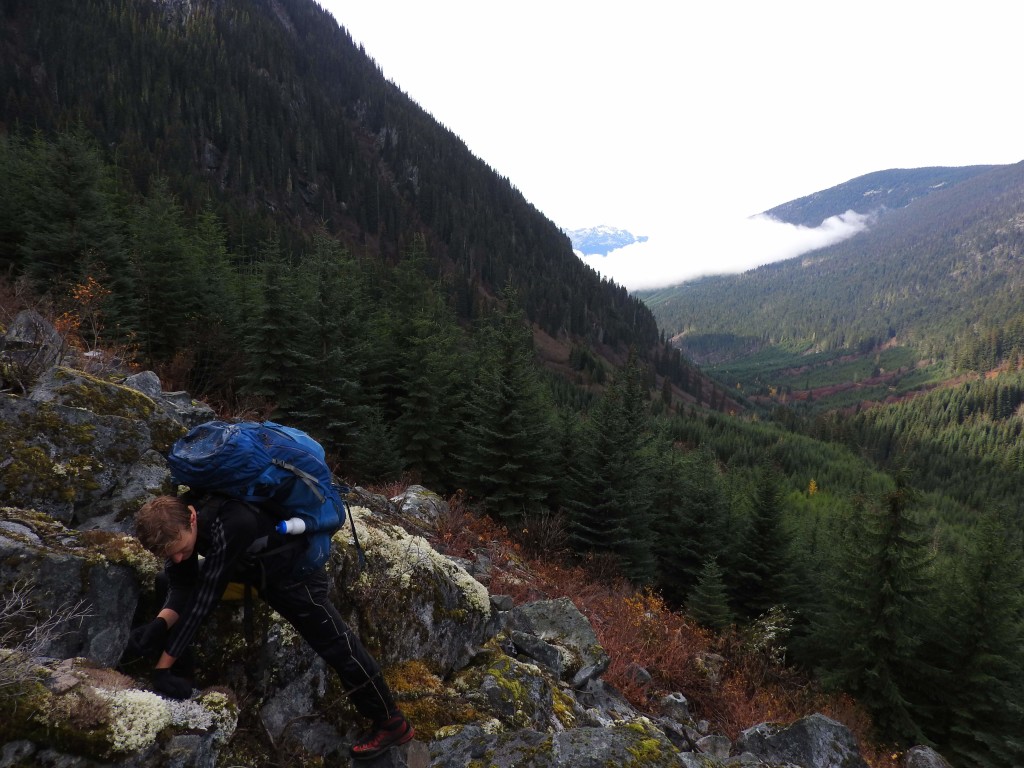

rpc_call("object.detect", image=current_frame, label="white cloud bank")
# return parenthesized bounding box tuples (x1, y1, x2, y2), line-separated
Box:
(580, 210, 872, 292)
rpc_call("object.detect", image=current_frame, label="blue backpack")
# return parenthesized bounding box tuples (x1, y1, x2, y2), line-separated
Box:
(167, 420, 354, 578)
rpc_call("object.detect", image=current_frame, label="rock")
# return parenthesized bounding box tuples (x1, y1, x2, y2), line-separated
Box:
(660, 691, 691, 722)
(430, 720, 681, 767)
(697, 733, 732, 758)
(0, 508, 156, 666)
(680, 753, 723, 768)
(331, 506, 498, 677)
(122, 371, 215, 428)
(695, 651, 726, 686)
(454, 652, 566, 731)
(29, 366, 185, 452)
(572, 678, 641, 727)
(349, 486, 399, 517)
(490, 594, 514, 613)
(390, 485, 449, 528)
(903, 745, 953, 768)
(735, 713, 869, 768)
(624, 662, 652, 686)
(0, 391, 170, 524)
(358, 739, 431, 767)
(506, 597, 609, 688)
(256, 621, 342, 756)
(120, 371, 163, 399)
(1, 309, 66, 373)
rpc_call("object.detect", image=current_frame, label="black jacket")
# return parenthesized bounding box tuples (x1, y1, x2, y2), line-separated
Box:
(162, 495, 303, 659)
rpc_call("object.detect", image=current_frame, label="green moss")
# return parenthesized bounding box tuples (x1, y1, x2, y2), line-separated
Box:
(78, 529, 162, 583)
(52, 366, 156, 419)
(551, 685, 577, 728)
(0, 402, 101, 506)
(382, 659, 481, 740)
(626, 737, 665, 764)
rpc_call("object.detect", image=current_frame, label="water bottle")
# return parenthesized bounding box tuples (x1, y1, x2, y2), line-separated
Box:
(275, 517, 307, 535)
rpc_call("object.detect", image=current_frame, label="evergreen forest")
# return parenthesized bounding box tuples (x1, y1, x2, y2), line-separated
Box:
(2, 1, 1023, 766)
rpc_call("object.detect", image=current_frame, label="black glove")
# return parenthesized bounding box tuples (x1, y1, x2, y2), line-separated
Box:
(152, 668, 193, 700)
(125, 617, 168, 660)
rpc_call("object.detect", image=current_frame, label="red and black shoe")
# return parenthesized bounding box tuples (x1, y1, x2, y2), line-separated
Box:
(349, 713, 415, 760)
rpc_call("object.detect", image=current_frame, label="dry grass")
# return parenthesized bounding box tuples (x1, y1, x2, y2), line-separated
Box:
(372, 482, 901, 768)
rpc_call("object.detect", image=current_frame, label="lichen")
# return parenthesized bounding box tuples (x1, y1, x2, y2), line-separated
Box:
(340, 506, 491, 616)
(96, 688, 172, 755)
(169, 690, 238, 743)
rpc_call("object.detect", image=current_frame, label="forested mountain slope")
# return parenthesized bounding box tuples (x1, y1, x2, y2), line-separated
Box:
(0, 0, 661, 364)
(643, 160, 1024, 369)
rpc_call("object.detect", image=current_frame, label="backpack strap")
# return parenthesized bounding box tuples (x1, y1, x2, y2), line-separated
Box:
(271, 459, 326, 503)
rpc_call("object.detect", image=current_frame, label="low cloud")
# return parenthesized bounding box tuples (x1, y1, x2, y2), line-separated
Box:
(580, 210, 872, 291)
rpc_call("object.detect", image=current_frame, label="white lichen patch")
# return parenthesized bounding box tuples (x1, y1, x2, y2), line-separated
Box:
(340, 506, 490, 616)
(167, 698, 214, 731)
(196, 691, 238, 740)
(167, 691, 238, 743)
(96, 688, 171, 754)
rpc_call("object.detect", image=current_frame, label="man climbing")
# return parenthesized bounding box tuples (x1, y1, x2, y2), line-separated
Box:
(129, 494, 414, 760)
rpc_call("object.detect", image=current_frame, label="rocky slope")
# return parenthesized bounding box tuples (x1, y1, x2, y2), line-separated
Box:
(0, 310, 950, 768)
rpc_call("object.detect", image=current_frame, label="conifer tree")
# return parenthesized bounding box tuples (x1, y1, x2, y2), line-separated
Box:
(730, 467, 792, 620)
(458, 285, 557, 522)
(19, 132, 124, 291)
(652, 446, 732, 604)
(292, 234, 370, 463)
(395, 297, 468, 489)
(938, 509, 1024, 767)
(178, 207, 244, 394)
(130, 177, 202, 364)
(813, 481, 935, 745)
(240, 234, 310, 416)
(687, 557, 734, 630)
(568, 352, 657, 583)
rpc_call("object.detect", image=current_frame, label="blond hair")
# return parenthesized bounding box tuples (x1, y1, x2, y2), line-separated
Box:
(134, 495, 191, 555)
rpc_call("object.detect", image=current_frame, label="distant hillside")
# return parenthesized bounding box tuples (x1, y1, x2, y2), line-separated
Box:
(641, 160, 1024, 409)
(763, 165, 997, 227)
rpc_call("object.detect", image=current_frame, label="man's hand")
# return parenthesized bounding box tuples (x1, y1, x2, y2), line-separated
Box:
(152, 668, 193, 699)
(124, 617, 168, 660)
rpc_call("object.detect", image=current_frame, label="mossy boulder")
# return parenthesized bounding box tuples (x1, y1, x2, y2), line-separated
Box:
(121, 370, 216, 428)
(452, 649, 572, 733)
(30, 366, 187, 453)
(0, 389, 173, 526)
(330, 506, 498, 677)
(0, 658, 238, 766)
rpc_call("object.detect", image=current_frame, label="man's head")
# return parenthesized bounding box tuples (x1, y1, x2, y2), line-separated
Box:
(135, 495, 197, 563)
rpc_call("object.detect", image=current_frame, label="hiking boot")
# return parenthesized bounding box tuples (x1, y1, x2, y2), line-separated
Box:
(349, 713, 414, 760)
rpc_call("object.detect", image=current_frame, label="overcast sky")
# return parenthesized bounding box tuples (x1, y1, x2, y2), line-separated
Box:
(316, 1, 1023, 290)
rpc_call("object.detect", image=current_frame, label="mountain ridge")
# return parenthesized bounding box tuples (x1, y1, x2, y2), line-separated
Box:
(761, 164, 999, 228)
